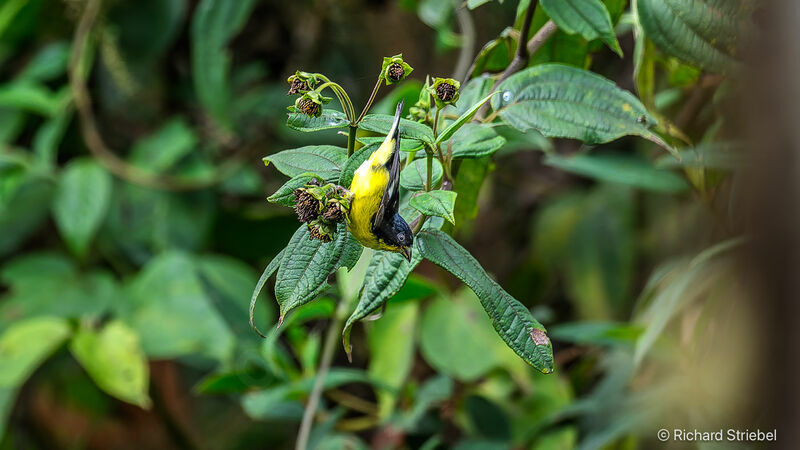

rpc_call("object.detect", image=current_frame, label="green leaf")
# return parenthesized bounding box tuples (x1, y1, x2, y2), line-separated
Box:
(467, 0, 494, 9)
(436, 92, 498, 144)
(70, 321, 150, 408)
(264, 145, 347, 181)
(655, 142, 745, 170)
(545, 153, 689, 193)
(540, 0, 623, 56)
(339, 143, 379, 188)
(342, 247, 423, 353)
(368, 300, 419, 420)
(267, 173, 324, 207)
(129, 117, 197, 172)
(356, 136, 423, 152)
(360, 114, 435, 145)
(449, 123, 507, 159)
(397, 375, 453, 430)
(0, 81, 67, 116)
(549, 321, 643, 346)
(33, 107, 72, 170)
(451, 158, 489, 228)
(490, 64, 676, 158)
(275, 224, 351, 319)
(417, 230, 554, 373)
(52, 159, 113, 258)
(636, 0, 747, 74)
(409, 190, 457, 225)
(124, 252, 235, 362)
(419, 293, 506, 381)
(400, 158, 443, 191)
(286, 109, 349, 132)
(191, 0, 257, 130)
(0, 316, 71, 387)
(249, 249, 284, 337)
(18, 41, 71, 82)
(197, 254, 267, 338)
(0, 177, 53, 258)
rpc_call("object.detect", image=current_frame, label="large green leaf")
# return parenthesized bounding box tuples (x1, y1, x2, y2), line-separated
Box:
(52, 159, 113, 258)
(342, 246, 423, 354)
(249, 249, 284, 337)
(540, 0, 622, 56)
(636, 0, 747, 74)
(448, 123, 507, 159)
(417, 230, 553, 373)
(267, 172, 324, 207)
(124, 252, 234, 362)
(286, 110, 349, 132)
(191, 0, 257, 130)
(264, 145, 347, 181)
(129, 117, 197, 172)
(359, 114, 435, 145)
(275, 224, 354, 318)
(409, 190, 457, 225)
(0, 316, 71, 387)
(356, 136, 423, 153)
(339, 142, 379, 188)
(490, 64, 675, 157)
(545, 153, 689, 193)
(70, 321, 150, 408)
(400, 158, 443, 191)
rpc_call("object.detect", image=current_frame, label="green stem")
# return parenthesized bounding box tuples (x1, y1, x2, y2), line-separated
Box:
(356, 77, 382, 124)
(433, 107, 441, 139)
(315, 80, 356, 123)
(426, 151, 433, 191)
(347, 125, 357, 157)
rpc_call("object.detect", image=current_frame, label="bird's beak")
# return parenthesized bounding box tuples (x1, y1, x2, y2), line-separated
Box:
(400, 245, 412, 262)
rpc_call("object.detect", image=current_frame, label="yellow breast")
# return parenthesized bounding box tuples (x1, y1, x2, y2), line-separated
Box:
(348, 161, 393, 250)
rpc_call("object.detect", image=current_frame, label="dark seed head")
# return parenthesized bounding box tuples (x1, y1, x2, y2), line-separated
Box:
(387, 63, 405, 82)
(288, 78, 310, 95)
(436, 82, 457, 102)
(308, 223, 333, 242)
(322, 202, 344, 223)
(294, 189, 319, 223)
(297, 98, 321, 117)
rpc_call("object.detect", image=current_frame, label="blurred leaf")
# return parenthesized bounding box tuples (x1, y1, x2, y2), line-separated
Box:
(33, 107, 72, 170)
(418, 0, 454, 30)
(343, 247, 423, 356)
(0, 0, 28, 39)
(0, 386, 17, 442)
(18, 41, 70, 82)
(400, 158, 443, 191)
(465, 395, 512, 441)
(109, 0, 185, 62)
(275, 224, 354, 318)
(419, 293, 505, 381)
(268, 172, 324, 207)
(52, 159, 112, 258)
(368, 299, 419, 420)
(655, 142, 745, 170)
(194, 368, 276, 394)
(636, 0, 748, 74)
(287, 110, 349, 132)
(124, 252, 235, 362)
(436, 92, 498, 144)
(452, 157, 489, 229)
(467, 0, 495, 9)
(371, 80, 424, 116)
(129, 118, 197, 172)
(490, 64, 675, 157)
(264, 145, 347, 181)
(468, 34, 513, 78)
(545, 153, 689, 193)
(458, 77, 495, 116)
(398, 375, 453, 430)
(70, 320, 150, 408)
(418, 230, 553, 373)
(191, 0, 257, 130)
(360, 114, 435, 144)
(494, 126, 552, 155)
(0, 316, 71, 387)
(449, 123, 507, 159)
(0, 108, 25, 144)
(549, 321, 643, 346)
(409, 190, 457, 225)
(0, 81, 68, 116)
(540, 0, 622, 56)
(0, 177, 53, 257)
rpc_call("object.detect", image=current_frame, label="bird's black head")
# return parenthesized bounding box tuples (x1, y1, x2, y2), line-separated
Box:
(375, 213, 414, 261)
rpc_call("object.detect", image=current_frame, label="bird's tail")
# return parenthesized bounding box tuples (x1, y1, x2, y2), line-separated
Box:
(388, 99, 404, 148)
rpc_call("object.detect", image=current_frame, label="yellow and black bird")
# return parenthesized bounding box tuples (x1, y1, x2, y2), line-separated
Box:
(348, 100, 414, 261)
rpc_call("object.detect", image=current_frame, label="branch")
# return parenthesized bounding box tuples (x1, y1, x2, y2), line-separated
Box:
(453, 0, 477, 83)
(68, 0, 241, 191)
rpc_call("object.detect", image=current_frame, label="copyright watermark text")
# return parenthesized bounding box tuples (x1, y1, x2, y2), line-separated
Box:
(657, 428, 777, 443)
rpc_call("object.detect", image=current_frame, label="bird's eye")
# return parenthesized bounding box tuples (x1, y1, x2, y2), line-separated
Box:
(397, 233, 405, 243)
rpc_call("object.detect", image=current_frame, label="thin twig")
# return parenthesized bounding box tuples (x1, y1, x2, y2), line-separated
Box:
(356, 77, 382, 124)
(526, 19, 557, 55)
(453, 0, 476, 83)
(69, 0, 241, 191)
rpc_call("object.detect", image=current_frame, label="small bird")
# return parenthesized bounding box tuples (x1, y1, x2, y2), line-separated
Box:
(348, 100, 413, 261)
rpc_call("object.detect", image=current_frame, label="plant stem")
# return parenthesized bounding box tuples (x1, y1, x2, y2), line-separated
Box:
(347, 125, 357, 157)
(426, 151, 433, 191)
(453, 0, 476, 83)
(356, 77, 382, 124)
(433, 108, 441, 139)
(315, 81, 356, 123)
(295, 297, 350, 450)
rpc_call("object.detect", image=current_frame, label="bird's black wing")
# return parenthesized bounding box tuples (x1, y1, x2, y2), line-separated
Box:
(373, 101, 404, 231)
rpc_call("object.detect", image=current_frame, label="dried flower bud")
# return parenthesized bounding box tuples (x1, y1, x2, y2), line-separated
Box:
(294, 188, 320, 223)
(286, 71, 316, 95)
(432, 77, 460, 107)
(295, 94, 322, 117)
(322, 201, 345, 223)
(380, 54, 413, 85)
(308, 219, 334, 242)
